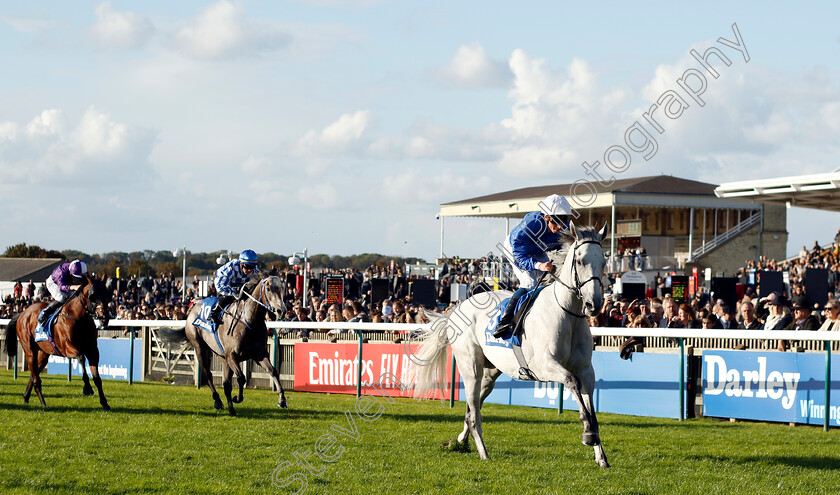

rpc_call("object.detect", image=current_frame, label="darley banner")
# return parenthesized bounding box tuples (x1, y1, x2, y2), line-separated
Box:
(703, 350, 840, 426)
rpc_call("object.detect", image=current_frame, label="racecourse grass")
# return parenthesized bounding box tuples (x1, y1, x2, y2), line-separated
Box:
(0, 371, 838, 495)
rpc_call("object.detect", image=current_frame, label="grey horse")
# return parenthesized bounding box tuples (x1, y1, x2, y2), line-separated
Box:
(409, 222, 610, 468)
(171, 270, 289, 416)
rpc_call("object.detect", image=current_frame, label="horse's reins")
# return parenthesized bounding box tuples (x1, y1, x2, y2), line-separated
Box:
(225, 278, 285, 335)
(555, 239, 603, 318)
(242, 279, 284, 318)
(56, 283, 98, 322)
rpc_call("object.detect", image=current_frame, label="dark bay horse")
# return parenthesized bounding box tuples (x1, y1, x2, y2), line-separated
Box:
(173, 270, 288, 416)
(4, 275, 112, 410)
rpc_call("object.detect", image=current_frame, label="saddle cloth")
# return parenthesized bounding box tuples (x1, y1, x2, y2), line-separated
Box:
(34, 310, 60, 344)
(193, 297, 220, 333)
(484, 286, 546, 348)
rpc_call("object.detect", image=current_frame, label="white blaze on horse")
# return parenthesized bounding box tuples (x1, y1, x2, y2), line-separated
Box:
(409, 222, 610, 468)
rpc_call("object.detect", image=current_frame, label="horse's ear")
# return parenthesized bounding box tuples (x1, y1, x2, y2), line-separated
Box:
(598, 222, 608, 242)
(569, 220, 582, 240)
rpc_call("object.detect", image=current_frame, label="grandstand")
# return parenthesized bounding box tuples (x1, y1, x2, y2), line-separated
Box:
(439, 175, 786, 276)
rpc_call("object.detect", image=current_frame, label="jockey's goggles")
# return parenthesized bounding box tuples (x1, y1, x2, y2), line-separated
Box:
(548, 214, 569, 228)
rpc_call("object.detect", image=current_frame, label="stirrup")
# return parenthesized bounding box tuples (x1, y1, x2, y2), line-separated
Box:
(493, 321, 512, 338)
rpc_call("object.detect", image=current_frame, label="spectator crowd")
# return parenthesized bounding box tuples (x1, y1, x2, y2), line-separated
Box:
(5, 234, 840, 348)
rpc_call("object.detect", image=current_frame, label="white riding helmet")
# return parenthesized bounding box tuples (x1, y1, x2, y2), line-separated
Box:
(541, 194, 571, 225)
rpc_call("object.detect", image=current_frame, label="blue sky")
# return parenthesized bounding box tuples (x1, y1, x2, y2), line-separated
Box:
(1, 1, 838, 260)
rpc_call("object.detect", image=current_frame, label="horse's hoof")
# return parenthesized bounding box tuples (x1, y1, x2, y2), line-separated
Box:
(582, 433, 600, 446)
(598, 460, 611, 469)
(278, 399, 288, 409)
(83, 388, 95, 396)
(22, 396, 29, 404)
(101, 404, 111, 412)
(214, 401, 224, 410)
(228, 409, 237, 417)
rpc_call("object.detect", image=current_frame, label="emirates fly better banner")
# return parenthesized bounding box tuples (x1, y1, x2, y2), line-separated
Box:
(294, 342, 456, 400)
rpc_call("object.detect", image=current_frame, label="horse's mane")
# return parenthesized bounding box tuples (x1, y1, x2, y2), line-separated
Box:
(546, 225, 603, 271)
(241, 272, 264, 294)
(241, 267, 284, 297)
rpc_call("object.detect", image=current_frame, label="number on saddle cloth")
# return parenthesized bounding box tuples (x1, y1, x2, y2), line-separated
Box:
(195, 297, 221, 332)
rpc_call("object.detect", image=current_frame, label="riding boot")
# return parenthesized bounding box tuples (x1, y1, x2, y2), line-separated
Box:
(38, 300, 62, 325)
(494, 288, 528, 337)
(211, 295, 234, 325)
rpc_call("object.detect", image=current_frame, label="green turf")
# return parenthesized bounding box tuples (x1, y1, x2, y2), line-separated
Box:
(0, 370, 838, 494)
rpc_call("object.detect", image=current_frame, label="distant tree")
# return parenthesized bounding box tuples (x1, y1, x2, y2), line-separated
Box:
(156, 261, 180, 276)
(2, 243, 65, 259)
(100, 259, 121, 278)
(126, 259, 156, 278)
(61, 249, 90, 262)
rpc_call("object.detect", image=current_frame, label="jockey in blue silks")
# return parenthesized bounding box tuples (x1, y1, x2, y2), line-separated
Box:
(210, 249, 260, 325)
(38, 259, 88, 326)
(494, 194, 571, 337)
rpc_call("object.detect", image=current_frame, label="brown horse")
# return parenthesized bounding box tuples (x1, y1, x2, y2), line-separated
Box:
(168, 270, 288, 416)
(4, 274, 112, 410)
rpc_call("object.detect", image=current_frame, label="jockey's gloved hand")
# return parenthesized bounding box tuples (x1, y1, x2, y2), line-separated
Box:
(535, 261, 555, 272)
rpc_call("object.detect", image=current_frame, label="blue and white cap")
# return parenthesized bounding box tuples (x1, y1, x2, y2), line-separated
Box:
(239, 250, 258, 267)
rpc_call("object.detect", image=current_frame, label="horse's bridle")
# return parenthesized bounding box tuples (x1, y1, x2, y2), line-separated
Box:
(556, 239, 603, 309)
(59, 282, 108, 325)
(241, 277, 286, 319)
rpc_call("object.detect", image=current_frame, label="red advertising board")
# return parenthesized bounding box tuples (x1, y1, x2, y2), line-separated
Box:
(293, 342, 457, 401)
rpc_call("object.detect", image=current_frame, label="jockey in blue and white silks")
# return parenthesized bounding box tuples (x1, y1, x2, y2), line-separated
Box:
(495, 194, 571, 337)
(210, 250, 260, 324)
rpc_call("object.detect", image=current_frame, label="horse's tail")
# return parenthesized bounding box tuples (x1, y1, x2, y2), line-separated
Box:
(407, 308, 452, 400)
(4, 313, 21, 357)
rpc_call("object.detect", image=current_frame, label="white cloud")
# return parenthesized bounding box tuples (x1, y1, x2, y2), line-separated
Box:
(290, 0, 385, 6)
(24, 109, 65, 137)
(240, 155, 272, 176)
(72, 107, 129, 155)
(174, 0, 291, 60)
(91, 2, 154, 49)
(320, 110, 371, 146)
(0, 107, 156, 187)
(498, 146, 576, 175)
(291, 110, 371, 175)
(249, 179, 285, 205)
(1, 16, 54, 35)
(297, 183, 338, 210)
(441, 42, 510, 88)
(381, 169, 492, 205)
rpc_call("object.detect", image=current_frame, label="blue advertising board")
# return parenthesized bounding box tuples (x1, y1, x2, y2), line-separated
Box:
(459, 351, 685, 419)
(47, 338, 142, 382)
(703, 350, 840, 426)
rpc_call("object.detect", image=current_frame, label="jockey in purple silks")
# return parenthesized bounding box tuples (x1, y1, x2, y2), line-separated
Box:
(494, 194, 572, 337)
(209, 249, 260, 325)
(38, 259, 87, 325)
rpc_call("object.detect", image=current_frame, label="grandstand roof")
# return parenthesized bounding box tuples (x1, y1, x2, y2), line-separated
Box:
(0, 258, 63, 282)
(441, 175, 758, 218)
(715, 172, 840, 212)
